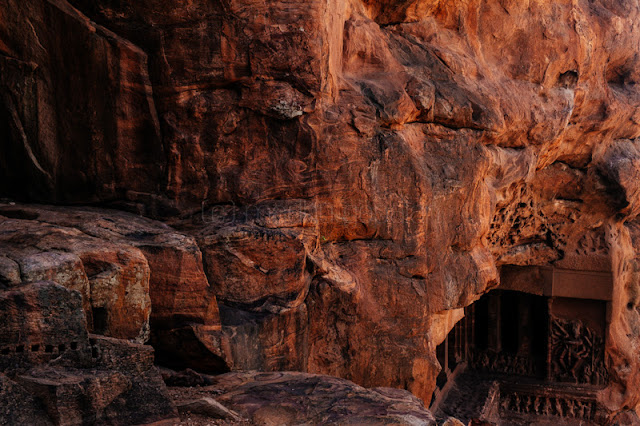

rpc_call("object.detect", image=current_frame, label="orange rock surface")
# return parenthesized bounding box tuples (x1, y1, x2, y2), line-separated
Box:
(3, 0, 640, 421)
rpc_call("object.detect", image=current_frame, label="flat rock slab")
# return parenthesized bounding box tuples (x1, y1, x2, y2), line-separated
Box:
(171, 371, 436, 425)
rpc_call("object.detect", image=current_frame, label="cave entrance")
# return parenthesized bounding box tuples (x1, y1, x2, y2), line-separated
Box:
(433, 289, 548, 400)
(432, 266, 612, 423)
(468, 290, 549, 379)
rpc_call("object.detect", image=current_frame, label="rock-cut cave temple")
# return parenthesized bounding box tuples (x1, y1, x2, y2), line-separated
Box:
(433, 264, 613, 423)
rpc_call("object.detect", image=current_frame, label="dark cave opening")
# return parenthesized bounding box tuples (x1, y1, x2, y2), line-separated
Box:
(91, 306, 108, 335)
(471, 290, 549, 377)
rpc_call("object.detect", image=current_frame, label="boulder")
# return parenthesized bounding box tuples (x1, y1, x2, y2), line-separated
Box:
(0, 373, 51, 426)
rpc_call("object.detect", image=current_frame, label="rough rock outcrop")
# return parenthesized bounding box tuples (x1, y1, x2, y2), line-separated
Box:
(0, 0, 163, 205)
(0, 203, 225, 371)
(3, 0, 640, 422)
(0, 214, 151, 342)
(0, 281, 178, 425)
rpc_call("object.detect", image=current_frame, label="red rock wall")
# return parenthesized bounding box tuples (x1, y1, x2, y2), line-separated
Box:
(3, 0, 640, 418)
(0, 0, 163, 203)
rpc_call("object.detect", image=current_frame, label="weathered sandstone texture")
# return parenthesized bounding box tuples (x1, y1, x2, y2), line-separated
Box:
(3, 0, 640, 422)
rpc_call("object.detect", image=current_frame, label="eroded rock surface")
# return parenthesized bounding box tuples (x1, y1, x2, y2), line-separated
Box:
(0, 204, 221, 423)
(0, 281, 178, 425)
(3, 0, 640, 422)
(0, 203, 227, 372)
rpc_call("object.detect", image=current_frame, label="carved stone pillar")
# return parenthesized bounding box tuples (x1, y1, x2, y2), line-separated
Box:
(465, 304, 474, 361)
(470, 304, 474, 358)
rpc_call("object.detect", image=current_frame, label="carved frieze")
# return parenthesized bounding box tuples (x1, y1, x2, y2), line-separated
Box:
(500, 392, 596, 420)
(468, 349, 538, 377)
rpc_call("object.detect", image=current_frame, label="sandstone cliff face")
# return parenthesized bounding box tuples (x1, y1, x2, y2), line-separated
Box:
(3, 0, 640, 421)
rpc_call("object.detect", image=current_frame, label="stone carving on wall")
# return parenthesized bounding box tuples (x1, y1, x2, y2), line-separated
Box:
(500, 392, 596, 420)
(468, 349, 538, 377)
(487, 186, 561, 266)
(549, 317, 607, 386)
(575, 228, 609, 257)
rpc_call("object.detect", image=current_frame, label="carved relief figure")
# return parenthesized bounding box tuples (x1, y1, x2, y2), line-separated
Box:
(549, 317, 607, 385)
